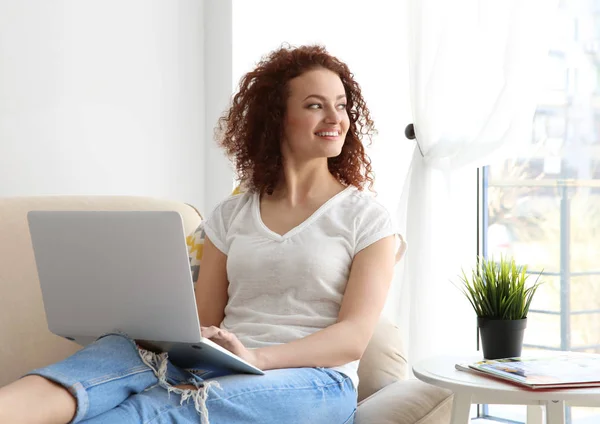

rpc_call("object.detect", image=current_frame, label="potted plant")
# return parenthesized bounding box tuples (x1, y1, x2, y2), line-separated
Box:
(456, 255, 543, 359)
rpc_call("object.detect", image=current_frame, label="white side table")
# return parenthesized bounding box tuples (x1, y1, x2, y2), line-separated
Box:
(413, 355, 600, 424)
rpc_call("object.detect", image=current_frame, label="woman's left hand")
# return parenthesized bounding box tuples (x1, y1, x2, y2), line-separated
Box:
(201, 326, 261, 368)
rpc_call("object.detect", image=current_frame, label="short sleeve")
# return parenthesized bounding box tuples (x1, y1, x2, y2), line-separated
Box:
(355, 204, 402, 256)
(203, 201, 229, 255)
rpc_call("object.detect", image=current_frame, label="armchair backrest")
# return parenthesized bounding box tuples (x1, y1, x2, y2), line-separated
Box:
(357, 315, 407, 402)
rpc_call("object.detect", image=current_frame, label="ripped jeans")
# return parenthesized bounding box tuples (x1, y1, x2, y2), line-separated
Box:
(25, 334, 357, 424)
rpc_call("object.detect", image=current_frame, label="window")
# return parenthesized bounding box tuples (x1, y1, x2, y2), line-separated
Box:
(481, 1, 600, 421)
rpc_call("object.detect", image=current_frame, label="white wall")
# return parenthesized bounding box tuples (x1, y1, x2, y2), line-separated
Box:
(203, 0, 236, 214)
(0, 1, 205, 210)
(0, 0, 415, 215)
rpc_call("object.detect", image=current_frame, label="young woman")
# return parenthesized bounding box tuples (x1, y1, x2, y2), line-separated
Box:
(0, 44, 403, 424)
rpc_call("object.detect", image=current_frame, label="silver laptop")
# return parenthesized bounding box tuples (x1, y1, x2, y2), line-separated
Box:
(27, 210, 263, 376)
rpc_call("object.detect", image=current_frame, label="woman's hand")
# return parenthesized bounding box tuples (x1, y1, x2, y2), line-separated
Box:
(201, 326, 261, 368)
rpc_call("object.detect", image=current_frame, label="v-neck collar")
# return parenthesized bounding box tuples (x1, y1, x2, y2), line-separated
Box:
(253, 186, 354, 241)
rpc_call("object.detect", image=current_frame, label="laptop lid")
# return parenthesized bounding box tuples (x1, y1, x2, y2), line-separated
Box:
(27, 210, 202, 344)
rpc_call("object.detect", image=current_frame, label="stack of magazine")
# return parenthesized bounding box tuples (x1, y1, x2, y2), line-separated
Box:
(455, 352, 600, 389)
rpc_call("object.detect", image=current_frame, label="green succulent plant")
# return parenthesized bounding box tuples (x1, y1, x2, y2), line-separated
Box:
(457, 255, 543, 320)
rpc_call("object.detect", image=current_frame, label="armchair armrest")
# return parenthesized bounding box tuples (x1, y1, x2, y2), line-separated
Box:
(356, 379, 453, 424)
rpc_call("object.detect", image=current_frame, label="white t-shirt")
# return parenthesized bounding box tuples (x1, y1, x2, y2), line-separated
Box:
(203, 185, 400, 389)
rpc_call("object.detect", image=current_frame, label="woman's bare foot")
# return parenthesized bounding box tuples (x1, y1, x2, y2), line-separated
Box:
(0, 375, 76, 424)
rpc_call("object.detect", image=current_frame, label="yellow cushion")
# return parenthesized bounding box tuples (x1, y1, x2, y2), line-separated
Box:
(186, 222, 204, 282)
(186, 187, 242, 274)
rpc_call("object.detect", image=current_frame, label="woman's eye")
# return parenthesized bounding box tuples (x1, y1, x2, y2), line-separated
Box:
(337, 104, 347, 110)
(307, 104, 322, 109)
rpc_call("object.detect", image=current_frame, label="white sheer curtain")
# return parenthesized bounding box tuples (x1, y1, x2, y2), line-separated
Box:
(395, 0, 557, 366)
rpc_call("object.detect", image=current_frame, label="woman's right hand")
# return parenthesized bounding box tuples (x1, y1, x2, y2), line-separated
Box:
(201, 326, 262, 368)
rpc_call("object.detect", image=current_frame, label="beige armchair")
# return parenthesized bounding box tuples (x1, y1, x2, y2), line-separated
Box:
(0, 195, 452, 423)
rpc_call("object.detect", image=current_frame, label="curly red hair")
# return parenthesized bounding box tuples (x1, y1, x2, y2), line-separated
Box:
(216, 44, 375, 194)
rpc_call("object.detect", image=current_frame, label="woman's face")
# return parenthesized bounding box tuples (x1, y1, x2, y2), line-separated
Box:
(282, 68, 350, 163)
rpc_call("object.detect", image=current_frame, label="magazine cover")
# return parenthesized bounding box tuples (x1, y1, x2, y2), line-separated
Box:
(455, 352, 600, 389)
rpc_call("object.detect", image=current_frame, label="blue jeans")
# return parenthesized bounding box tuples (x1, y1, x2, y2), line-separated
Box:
(26, 334, 357, 424)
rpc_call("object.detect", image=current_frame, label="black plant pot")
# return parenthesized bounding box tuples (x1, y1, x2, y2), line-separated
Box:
(478, 317, 527, 360)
